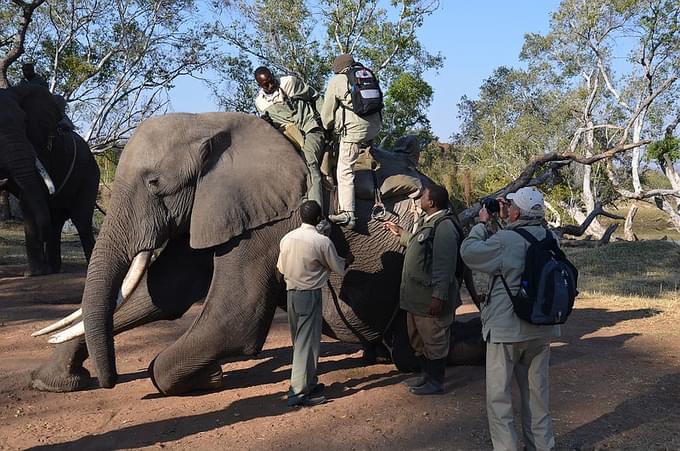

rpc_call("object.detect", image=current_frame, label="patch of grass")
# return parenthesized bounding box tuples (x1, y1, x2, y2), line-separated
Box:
(565, 240, 680, 299)
(601, 201, 680, 241)
(0, 221, 87, 266)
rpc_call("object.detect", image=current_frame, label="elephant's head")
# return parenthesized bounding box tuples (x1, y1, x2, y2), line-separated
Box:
(81, 112, 307, 387)
(0, 85, 61, 241)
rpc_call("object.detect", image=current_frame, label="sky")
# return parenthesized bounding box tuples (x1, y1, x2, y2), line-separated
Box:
(169, 1, 562, 142)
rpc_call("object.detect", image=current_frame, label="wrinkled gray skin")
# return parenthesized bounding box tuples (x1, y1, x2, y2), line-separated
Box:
(31, 113, 482, 395)
(0, 85, 100, 275)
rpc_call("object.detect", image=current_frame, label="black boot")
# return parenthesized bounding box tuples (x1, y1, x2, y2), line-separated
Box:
(402, 355, 428, 388)
(410, 358, 446, 395)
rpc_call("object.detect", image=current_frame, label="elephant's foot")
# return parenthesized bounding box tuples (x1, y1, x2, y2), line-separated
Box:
(30, 340, 93, 392)
(149, 359, 223, 396)
(23, 263, 54, 277)
(31, 363, 93, 392)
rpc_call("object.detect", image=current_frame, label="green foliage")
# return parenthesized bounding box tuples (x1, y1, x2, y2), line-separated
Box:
(380, 72, 434, 147)
(212, 0, 443, 145)
(647, 136, 680, 162)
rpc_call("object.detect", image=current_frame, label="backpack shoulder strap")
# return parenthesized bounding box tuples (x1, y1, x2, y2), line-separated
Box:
(512, 227, 539, 244)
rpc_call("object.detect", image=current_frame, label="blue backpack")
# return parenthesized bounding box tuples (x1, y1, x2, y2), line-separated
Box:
(499, 228, 578, 325)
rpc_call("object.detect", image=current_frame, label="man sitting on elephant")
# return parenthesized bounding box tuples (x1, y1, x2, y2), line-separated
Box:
(254, 66, 326, 209)
(277, 200, 354, 407)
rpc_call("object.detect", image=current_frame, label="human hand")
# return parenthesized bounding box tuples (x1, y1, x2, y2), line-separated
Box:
(383, 221, 402, 237)
(428, 297, 444, 316)
(478, 206, 490, 224)
(497, 197, 509, 220)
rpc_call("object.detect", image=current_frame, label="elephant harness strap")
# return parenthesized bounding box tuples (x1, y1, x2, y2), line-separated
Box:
(46, 132, 78, 197)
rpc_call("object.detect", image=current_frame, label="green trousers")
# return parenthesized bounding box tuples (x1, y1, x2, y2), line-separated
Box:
(287, 288, 323, 403)
(301, 129, 325, 207)
(485, 338, 555, 451)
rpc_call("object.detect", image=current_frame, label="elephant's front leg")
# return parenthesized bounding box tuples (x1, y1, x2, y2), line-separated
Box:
(20, 200, 51, 276)
(149, 226, 288, 396)
(31, 238, 213, 392)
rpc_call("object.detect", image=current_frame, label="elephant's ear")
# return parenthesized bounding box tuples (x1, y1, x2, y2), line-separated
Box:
(190, 114, 307, 249)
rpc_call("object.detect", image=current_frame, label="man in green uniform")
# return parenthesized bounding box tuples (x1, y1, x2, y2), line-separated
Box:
(320, 54, 382, 229)
(384, 184, 460, 395)
(254, 66, 325, 207)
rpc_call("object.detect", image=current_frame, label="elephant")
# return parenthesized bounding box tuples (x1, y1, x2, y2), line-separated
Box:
(30, 112, 483, 395)
(0, 84, 100, 276)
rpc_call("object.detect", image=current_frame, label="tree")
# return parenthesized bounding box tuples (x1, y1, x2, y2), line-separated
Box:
(456, 0, 679, 236)
(1, 0, 217, 152)
(209, 0, 443, 145)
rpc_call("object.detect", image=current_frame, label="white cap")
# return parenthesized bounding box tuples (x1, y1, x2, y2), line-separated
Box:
(506, 187, 545, 213)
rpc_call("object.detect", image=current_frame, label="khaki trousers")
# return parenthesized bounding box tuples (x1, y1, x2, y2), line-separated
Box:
(485, 338, 555, 451)
(287, 289, 322, 403)
(406, 311, 454, 360)
(336, 139, 361, 212)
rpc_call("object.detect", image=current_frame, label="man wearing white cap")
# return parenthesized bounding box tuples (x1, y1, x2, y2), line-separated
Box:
(460, 187, 559, 451)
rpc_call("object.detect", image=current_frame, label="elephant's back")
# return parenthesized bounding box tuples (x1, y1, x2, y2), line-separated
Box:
(322, 197, 416, 343)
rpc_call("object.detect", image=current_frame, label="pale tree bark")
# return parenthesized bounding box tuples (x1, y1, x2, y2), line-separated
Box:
(623, 204, 639, 241)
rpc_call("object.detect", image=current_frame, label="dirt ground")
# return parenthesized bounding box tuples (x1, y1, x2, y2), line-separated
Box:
(1, 255, 680, 450)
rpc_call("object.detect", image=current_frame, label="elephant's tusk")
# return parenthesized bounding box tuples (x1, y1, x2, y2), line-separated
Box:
(46, 251, 153, 344)
(35, 158, 56, 195)
(31, 308, 82, 337)
(120, 251, 152, 300)
(48, 321, 84, 344)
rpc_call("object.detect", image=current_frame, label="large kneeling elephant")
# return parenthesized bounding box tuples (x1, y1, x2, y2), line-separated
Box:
(31, 113, 482, 395)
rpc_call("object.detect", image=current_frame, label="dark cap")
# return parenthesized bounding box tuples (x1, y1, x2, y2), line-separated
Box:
(333, 54, 355, 74)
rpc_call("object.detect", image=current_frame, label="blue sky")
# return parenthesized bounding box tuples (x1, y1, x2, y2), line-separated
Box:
(169, 1, 561, 142)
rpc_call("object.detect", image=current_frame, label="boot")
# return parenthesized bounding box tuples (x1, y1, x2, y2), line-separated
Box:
(410, 358, 446, 395)
(402, 355, 428, 388)
(328, 211, 356, 229)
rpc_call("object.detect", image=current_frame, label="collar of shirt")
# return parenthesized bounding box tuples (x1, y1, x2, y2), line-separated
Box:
(300, 223, 317, 232)
(424, 209, 446, 223)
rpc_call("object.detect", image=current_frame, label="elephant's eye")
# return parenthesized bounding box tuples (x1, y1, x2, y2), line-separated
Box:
(147, 178, 159, 187)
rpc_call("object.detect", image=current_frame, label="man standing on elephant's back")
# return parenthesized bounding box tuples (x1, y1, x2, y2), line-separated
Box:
(277, 200, 354, 407)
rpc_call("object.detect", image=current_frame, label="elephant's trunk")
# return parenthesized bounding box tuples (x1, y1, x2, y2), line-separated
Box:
(1, 140, 51, 240)
(81, 187, 164, 388)
(81, 238, 129, 388)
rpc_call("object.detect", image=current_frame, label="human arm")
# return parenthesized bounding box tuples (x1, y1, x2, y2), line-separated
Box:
(460, 223, 503, 274)
(320, 75, 341, 131)
(321, 238, 347, 275)
(284, 76, 319, 103)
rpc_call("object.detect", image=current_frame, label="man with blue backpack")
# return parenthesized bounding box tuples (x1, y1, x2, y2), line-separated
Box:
(321, 54, 383, 229)
(461, 187, 577, 451)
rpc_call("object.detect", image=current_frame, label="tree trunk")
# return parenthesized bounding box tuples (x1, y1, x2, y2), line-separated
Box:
(580, 122, 607, 238)
(624, 204, 639, 241)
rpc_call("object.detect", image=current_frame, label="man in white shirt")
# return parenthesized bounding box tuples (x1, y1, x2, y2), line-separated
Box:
(277, 200, 353, 407)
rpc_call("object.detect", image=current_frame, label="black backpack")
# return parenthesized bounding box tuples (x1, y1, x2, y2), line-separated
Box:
(499, 228, 578, 325)
(345, 63, 384, 117)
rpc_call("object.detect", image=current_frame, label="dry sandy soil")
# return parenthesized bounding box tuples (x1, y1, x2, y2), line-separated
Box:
(1, 257, 680, 450)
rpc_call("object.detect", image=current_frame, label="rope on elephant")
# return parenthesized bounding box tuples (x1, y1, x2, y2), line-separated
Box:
(326, 279, 402, 347)
(326, 279, 372, 346)
(52, 134, 77, 197)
